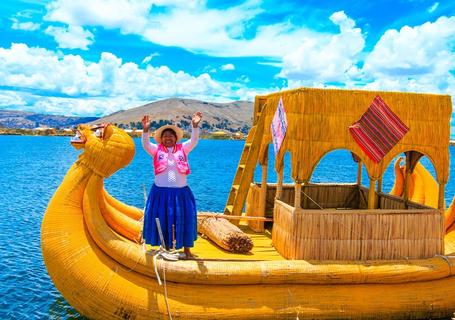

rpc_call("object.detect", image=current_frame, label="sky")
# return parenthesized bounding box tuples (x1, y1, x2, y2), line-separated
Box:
(0, 0, 454, 119)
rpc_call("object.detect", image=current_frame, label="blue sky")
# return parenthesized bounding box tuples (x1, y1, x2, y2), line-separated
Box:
(0, 0, 454, 118)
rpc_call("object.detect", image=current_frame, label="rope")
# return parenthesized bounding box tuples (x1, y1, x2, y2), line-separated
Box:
(153, 252, 173, 320)
(301, 190, 323, 209)
(162, 261, 173, 320)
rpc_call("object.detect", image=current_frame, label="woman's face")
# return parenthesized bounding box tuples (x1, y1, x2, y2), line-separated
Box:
(161, 130, 177, 147)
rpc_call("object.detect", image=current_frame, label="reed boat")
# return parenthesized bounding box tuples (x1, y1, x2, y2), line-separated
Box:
(42, 88, 455, 319)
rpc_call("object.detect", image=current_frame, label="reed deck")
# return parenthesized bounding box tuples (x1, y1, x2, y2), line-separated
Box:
(146, 224, 284, 261)
(193, 224, 284, 260)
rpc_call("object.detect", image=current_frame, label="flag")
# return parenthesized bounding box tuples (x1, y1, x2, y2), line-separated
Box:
(271, 97, 288, 156)
(349, 95, 409, 163)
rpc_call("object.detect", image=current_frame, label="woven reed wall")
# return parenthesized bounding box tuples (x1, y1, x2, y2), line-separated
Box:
(256, 88, 451, 184)
(245, 184, 263, 232)
(301, 183, 359, 209)
(379, 193, 430, 210)
(358, 185, 431, 210)
(248, 183, 431, 214)
(272, 201, 444, 260)
(246, 183, 294, 231)
(247, 183, 295, 216)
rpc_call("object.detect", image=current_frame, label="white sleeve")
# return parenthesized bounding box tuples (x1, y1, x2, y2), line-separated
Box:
(141, 132, 157, 157)
(183, 127, 199, 154)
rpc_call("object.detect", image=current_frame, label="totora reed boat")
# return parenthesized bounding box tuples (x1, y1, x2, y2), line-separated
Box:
(42, 87, 455, 319)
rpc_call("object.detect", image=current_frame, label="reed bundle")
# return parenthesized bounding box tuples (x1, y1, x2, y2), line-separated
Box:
(198, 216, 254, 253)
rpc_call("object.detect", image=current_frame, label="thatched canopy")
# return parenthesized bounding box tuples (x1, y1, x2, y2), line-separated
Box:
(256, 87, 452, 184)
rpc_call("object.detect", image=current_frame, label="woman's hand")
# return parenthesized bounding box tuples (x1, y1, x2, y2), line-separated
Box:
(192, 112, 202, 128)
(142, 115, 150, 132)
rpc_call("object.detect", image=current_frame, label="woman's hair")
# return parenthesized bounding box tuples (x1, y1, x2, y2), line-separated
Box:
(161, 128, 177, 138)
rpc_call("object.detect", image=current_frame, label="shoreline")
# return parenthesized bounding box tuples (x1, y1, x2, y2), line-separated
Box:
(0, 129, 244, 140)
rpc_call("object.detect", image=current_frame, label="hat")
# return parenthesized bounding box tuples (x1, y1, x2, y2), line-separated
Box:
(154, 124, 183, 144)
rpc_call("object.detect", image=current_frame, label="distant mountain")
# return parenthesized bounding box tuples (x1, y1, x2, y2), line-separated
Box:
(0, 110, 99, 129)
(87, 98, 254, 133)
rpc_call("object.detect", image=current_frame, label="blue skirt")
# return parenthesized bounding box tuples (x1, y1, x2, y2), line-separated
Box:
(142, 184, 197, 249)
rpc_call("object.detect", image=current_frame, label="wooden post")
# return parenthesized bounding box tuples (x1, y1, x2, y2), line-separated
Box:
(357, 161, 362, 185)
(302, 181, 309, 209)
(258, 163, 268, 216)
(377, 176, 383, 193)
(403, 170, 410, 202)
(438, 183, 446, 210)
(254, 147, 269, 232)
(294, 180, 302, 209)
(276, 167, 283, 200)
(368, 178, 377, 209)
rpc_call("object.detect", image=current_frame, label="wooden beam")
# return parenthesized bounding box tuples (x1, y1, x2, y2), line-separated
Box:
(377, 176, 383, 193)
(276, 166, 283, 200)
(356, 161, 362, 185)
(438, 183, 446, 210)
(368, 178, 377, 209)
(294, 181, 302, 209)
(197, 213, 273, 222)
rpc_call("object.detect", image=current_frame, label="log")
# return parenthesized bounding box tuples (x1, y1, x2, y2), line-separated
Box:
(197, 217, 254, 253)
(197, 213, 273, 222)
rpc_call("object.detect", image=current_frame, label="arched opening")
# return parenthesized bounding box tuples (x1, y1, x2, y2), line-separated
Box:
(382, 152, 440, 209)
(311, 149, 359, 184)
(298, 149, 365, 210)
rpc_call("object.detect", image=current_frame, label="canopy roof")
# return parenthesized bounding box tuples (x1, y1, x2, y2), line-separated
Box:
(256, 87, 452, 184)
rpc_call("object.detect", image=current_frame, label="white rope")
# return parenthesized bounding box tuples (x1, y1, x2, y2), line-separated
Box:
(152, 252, 173, 320)
(162, 261, 173, 320)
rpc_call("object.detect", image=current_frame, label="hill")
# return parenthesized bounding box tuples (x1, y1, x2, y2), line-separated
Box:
(87, 98, 253, 133)
(0, 110, 98, 129)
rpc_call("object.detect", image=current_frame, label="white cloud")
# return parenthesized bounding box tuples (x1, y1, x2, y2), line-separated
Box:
(0, 43, 254, 116)
(257, 61, 282, 68)
(362, 16, 455, 95)
(0, 90, 28, 108)
(279, 11, 365, 85)
(11, 19, 41, 31)
(221, 63, 235, 71)
(43, 0, 317, 58)
(237, 75, 250, 83)
(428, 2, 439, 13)
(142, 53, 160, 64)
(44, 0, 154, 34)
(45, 25, 94, 50)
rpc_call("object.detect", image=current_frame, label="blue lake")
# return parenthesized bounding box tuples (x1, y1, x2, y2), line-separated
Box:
(1, 135, 455, 319)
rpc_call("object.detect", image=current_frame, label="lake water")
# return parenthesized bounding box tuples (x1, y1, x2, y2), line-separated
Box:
(1, 135, 455, 319)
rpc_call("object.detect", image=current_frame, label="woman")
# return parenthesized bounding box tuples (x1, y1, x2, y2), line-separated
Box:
(141, 112, 202, 259)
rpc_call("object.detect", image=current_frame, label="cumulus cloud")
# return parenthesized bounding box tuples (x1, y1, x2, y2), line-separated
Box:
(11, 19, 41, 31)
(0, 43, 253, 115)
(279, 11, 365, 86)
(362, 16, 455, 95)
(45, 25, 94, 50)
(221, 63, 235, 71)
